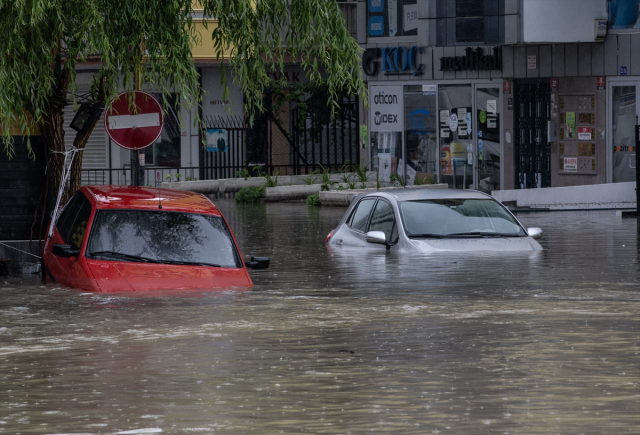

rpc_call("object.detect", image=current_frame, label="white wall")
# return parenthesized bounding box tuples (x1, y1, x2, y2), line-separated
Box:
(522, 0, 607, 43)
(200, 67, 244, 120)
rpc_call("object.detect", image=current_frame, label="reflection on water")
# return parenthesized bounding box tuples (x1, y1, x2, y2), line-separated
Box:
(0, 200, 638, 434)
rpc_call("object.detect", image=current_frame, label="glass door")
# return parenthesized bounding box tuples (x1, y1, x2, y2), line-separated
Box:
(475, 87, 501, 193)
(609, 82, 638, 183)
(438, 84, 474, 189)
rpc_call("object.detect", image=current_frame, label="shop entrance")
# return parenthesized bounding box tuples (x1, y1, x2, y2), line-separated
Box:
(437, 84, 502, 192)
(514, 79, 551, 189)
(607, 79, 638, 183)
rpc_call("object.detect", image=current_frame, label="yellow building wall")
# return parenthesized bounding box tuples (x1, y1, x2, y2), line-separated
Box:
(7, 114, 40, 136)
(191, 20, 233, 60)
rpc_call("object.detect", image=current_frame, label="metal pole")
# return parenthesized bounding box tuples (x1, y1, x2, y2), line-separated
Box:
(635, 122, 639, 216)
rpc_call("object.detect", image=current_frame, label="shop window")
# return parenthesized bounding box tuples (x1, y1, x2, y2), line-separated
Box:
(367, 0, 418, 38)
(608, 0, 640, 30)
(456, 0, 484, 17)
(403, 85, 438, 185)
(611, 85, 637, 183)
(371, 132, 403, 184)
(438, 84, 473, 189)
(456, 0, 484, 42)
(456, 18, 485, 42)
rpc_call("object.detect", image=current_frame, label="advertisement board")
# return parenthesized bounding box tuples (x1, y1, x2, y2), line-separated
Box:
(370, 86, 404, 132)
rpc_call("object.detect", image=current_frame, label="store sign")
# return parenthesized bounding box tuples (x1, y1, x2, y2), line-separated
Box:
(362, 48, 381, 76)
(370, 86, 403, 132)
(382, 46, 423, 76)
(578, 127, 592, 140)
(564, 157, 578, 172)
(363, 46, 423, 76)
(439, 47, 502, 72)
(422, 85, 436, 96)
(503, 81, 511, 94)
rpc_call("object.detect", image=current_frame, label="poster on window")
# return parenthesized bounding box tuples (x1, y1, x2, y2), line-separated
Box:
(206, 128, 228, 152)
(609, 0, 640, 29)
(378, 132, 396, 182)
(368, 0, 418, 37)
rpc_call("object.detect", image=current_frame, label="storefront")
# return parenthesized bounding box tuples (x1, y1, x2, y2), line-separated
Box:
(365, 38, 638, 192)
(369, 80, 504, 193)
(607, 76, 639, 184)
(365, 42, 505, 193)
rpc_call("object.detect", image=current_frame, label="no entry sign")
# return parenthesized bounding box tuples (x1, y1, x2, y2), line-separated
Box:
(105, 91, 164, 150)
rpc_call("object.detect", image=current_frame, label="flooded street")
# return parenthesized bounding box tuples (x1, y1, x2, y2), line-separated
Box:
(1, 199, 638, 434)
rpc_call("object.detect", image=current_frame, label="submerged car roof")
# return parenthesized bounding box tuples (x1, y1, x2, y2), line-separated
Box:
(81, 185, 221, 215)
(362, 187, 492, 202)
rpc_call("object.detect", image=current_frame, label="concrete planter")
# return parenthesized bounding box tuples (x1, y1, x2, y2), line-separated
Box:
(161, 171, 377, 195)
(218, 177, 265, 193)
(265, 181, 379, 202)
(161, 180, 220, 194)
(320, 184, 449, 206)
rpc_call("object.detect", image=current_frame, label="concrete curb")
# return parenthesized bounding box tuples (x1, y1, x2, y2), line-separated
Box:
(492, 181, 637, 210)
(265, 181, 379, 202)
(162, 171, 377, 195)
(161, 180, 220, 194)
(319, 184, 449, 206)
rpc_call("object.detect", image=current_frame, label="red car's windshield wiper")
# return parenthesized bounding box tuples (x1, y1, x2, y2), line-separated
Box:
(89, 251, 162, 263)
(90, 252, 221, 267)
(158, 260, 221, 267)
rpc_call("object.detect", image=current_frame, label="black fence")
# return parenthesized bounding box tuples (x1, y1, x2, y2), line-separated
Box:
(82, 91, 360, 185)
(290, 93, 359, 175)
(200, 115, 245, 180)
(81, 167, 200, 186)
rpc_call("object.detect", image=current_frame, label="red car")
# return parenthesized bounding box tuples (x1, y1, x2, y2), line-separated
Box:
(42, 186, 269, 291)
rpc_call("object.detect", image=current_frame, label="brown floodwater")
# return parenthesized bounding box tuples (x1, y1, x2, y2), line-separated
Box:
(0, 199, 638, 434)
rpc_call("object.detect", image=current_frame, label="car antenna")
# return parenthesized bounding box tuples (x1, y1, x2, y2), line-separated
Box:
(157, 186, 162, 209)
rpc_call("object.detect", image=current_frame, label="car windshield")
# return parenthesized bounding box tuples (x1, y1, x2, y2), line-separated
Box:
(86, 210, 241, 268)
(399, 199, 525, 238)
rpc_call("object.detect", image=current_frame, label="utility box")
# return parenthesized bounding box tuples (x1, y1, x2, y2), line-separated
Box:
(594, 19, 607, 42)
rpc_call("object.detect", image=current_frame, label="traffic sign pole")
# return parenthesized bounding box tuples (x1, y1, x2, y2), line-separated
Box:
(104, 90, 164, 187)
(635, 123, 639, 216)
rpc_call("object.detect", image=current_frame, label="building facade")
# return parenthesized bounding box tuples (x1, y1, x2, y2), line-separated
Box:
(358, 0, 640, 192)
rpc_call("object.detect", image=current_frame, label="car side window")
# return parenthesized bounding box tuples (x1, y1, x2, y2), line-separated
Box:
(347, 198, 376, 232)
(56, 193, 92, 249)
(368, 199, 398, 243)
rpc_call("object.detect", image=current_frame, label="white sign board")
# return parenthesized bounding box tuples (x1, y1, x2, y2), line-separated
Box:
(564, 157, 578, 172)
(449, 114, 458, 132)
(370, 86, 404, 132)
(487, 100, 497, 115)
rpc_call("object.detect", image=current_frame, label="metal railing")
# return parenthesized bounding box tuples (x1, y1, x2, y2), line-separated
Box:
(81, 167, 201, 187)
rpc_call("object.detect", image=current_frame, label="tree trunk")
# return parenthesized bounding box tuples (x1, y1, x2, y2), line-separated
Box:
(40, 67, 71, 209)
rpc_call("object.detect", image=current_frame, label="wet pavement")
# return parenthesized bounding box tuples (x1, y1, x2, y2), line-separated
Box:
(0, 199, 638, 434)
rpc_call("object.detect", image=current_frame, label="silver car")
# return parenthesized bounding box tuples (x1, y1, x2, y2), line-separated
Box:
(326, 188, 543, 253)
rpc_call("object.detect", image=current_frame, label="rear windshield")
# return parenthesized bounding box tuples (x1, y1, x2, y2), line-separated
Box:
(399, 199, 526, 237)
(86, 210, 241, 268)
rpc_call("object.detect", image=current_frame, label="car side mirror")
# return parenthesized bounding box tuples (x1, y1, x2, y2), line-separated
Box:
(527, 227, 543, 239)
(246, 256, 270, 270)
(52, 244, 81, 258)
(365, 231, 387, 245)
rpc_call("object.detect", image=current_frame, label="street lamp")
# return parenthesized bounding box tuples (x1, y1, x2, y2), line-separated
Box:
(69, 103, 103, 134)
